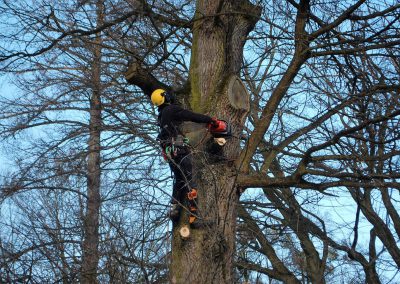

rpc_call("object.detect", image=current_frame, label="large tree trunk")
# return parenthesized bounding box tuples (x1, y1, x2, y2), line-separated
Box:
(125, 0, 260, 282)
(169, 1, 260, 283)
(81, 1, 104, 283)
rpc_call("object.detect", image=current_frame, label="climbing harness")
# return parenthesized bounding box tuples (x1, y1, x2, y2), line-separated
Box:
(162, 135, 190, 160)
(157, 112, 233, 227)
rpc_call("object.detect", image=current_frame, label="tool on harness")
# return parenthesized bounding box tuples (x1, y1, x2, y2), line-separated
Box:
(208, 119, 232, 138)
(161, 135, 190, 160)
(164, 145, 177, 157)
(173, 135, 189, 146)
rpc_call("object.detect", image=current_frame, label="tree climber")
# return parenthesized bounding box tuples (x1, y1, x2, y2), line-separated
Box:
(151, 89, 218, 224)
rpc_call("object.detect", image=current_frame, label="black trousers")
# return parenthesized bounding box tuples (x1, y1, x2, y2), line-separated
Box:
(168, 147, 197, 204)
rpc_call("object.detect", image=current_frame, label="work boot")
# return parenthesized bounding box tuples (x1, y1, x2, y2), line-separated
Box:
(169, 203, 180, 221)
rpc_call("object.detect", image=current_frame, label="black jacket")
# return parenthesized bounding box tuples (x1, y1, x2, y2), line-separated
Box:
(157, 104, 212, 143)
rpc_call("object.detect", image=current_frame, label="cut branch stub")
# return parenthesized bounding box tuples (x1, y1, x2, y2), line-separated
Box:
(179, 225, 191, 240)
(227, 75, 250, 111)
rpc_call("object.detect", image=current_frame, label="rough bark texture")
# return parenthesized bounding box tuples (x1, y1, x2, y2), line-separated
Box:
(81, 2, 103, 283)
(125, 0, 260, 282)
(169, 1, 260, 283)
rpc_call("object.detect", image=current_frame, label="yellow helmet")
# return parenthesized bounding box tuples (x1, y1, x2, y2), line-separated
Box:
(151, 89, 166, 106)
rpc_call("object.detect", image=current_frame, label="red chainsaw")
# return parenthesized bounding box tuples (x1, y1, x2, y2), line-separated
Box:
(208, 119, 232, 138)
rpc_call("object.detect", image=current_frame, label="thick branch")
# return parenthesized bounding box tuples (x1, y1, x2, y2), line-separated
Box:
(236, 174, 400, 192)
(124, 60, 170, 97)
(237, 1, 310, 173)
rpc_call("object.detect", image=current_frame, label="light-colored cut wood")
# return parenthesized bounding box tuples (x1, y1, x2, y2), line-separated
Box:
(179, 225, 190, 239)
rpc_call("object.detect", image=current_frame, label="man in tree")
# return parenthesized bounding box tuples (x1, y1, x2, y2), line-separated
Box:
(151, 89, 218, 224)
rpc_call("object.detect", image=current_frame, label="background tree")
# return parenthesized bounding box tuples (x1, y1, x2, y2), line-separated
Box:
(1, 0, 400, 283)
(0, 0, 169, 282)
(234, 1, 400, 283)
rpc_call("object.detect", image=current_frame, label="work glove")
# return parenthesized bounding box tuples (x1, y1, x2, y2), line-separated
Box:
(210, 117, 219, 127)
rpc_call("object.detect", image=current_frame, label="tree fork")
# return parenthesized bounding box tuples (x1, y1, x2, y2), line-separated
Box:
(126, 0, 260, 283)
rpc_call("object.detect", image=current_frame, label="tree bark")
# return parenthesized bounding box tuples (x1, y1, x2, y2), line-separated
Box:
(81, 1, 104, 283)
(169, 1, 260, 283)
(125, 1, 260, 282)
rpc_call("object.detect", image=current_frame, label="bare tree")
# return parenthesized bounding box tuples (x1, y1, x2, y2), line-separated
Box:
(1, 0, 400, 283)
(234, 1, 400, 283)
(0, 0, 168, 282)
(126, 0, 400, 283)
